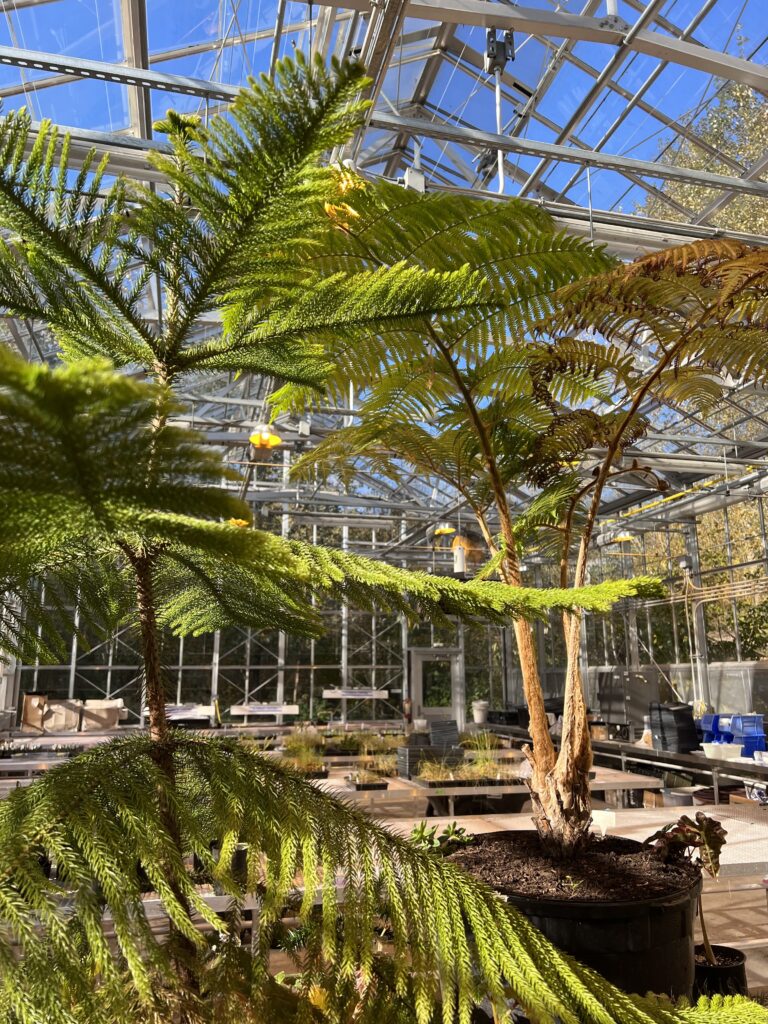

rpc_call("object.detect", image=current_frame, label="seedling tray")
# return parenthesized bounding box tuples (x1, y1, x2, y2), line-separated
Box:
(415, 777, 509, 789)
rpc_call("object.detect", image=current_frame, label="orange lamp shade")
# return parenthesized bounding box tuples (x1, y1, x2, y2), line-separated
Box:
(249, 425, 282, 449)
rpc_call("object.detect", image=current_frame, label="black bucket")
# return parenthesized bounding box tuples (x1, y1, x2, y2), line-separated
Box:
(693, 944, 748, 997)
(505, 878, 701, 999)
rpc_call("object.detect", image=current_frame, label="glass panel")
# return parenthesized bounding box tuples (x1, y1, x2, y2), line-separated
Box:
(422, 659, 452, 708)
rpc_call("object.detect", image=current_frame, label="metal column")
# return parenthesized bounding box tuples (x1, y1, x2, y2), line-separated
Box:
(340, 521, 349, 724)
(455, 622, 466, 731)
(685, 522, 711, 707)
(276, 448, 290, 723)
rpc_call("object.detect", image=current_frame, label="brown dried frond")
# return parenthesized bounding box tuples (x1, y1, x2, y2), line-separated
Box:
(708, 248, 768, 304)
(626, 238, 752, 278)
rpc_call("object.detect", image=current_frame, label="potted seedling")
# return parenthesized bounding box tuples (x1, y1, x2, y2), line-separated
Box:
(415, 757, 465, 789)
(409, 821, 473, 855)
(460, 730, 503, 752)
(370, 754, 397, 778)
(283, 743, 328, 780)
(281, 729, 324, 758)
(645, 811, 747, 997)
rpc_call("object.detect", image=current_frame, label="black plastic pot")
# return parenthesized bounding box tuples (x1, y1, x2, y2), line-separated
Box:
(505, 877, 701, 999)
(693, 944, 748, 997)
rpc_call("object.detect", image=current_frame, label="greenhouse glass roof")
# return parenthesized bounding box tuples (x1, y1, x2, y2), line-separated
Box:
(0, 0, 767, 534)
(0, 0, 764, 255)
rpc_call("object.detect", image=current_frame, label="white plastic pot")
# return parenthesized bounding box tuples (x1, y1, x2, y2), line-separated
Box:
(471, 700, 489, 725)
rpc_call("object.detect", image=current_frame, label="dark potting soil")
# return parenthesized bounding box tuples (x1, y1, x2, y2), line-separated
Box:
(695, 949, 744, 968)
(447, 831, 699, 902)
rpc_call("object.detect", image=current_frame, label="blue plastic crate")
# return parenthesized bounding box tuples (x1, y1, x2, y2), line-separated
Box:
(699, 713, 733, 743)
(700, 713, 718, 737)
(730, 714, 765, 738)
(741, 736, 767, 757)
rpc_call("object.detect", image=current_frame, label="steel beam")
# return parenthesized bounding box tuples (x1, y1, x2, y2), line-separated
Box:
(437, 47, 697, 217)
(383, 21, 454, 179)
(0, 44, 241, 103)
(120, 0, 152, 140)
(29, 114, 765, 252)
(347, 0, 410, 161)
(1, 0, 762, 116)
(692, 150, 768, 226)
(551, 0, 740, 203)
(0, 17, 332, 101)
(369, 111, 768, 200)
(519, 0, 706, 197)
(311, 0, 768, 93)
(29, 121, 169, 182)
(509, 0, 603, 141)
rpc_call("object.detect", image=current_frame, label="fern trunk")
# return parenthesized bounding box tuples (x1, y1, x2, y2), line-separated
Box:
(497, 555, 591, 855)
(512, 615, 592, 855)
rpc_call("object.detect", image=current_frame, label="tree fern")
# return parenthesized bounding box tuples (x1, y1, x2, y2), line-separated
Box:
(277, 208, 768, 856)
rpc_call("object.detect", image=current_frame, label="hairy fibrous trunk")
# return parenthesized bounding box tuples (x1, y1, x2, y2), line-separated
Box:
(501, 557, 593, 856)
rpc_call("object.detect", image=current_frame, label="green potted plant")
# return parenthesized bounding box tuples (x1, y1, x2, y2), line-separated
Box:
(646, 811, 748, 997)
(369, 753, 397, 778)
(286, 746, 328, 780)
(415, 755, 466, 788)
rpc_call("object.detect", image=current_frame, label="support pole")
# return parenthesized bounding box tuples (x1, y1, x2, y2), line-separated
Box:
(685, 522, 711, 708)
(68, 599, 80, 700)
(495, 67, 504, 194)
(455, 623, 466, 732)
(276, 447, 290, 723)
(341, 520, 349, 726)
(176, 636, 184, 705)
(211, 630, 221, 721)
(309, 523, 317, 720)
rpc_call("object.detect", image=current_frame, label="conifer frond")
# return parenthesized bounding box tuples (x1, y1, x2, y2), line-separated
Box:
(0, 111, 154, 364)
(288, 543, 664, 616)
(187, 262, 492, 374)
(127, 54, 372, 368)
(0, 349, 663, 655)
(0, 736, 763, 1024)
(0, 57, 504, 391)
(275, 185, 615, 403)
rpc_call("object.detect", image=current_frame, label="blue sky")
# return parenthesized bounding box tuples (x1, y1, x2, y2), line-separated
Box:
(0, 0, 762, 215)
